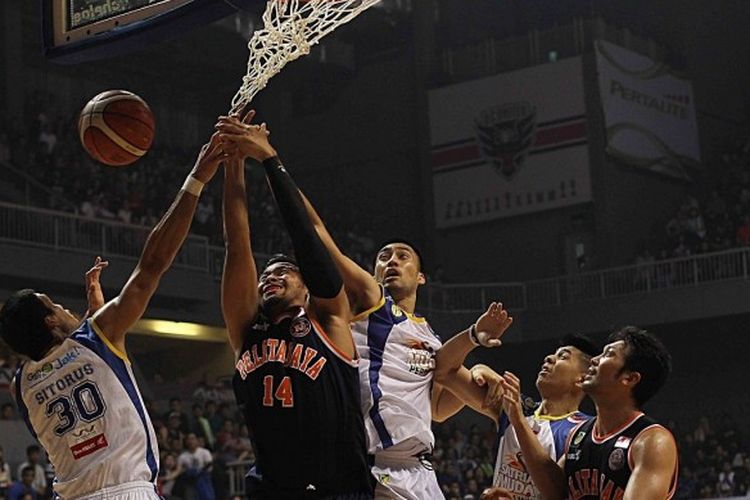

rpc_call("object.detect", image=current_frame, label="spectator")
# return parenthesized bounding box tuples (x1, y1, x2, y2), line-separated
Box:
(0, 446, 11, 498)
(6, 466, 37, 500)
(717, 461, 736, 496)
(15, 446, 46, 497)
(164, 398, 189, 433)
(178, 433, 215, 500)
(190, 404, 216, 450)
(158, 452, 183, 499)
(1, 403, 14, 420)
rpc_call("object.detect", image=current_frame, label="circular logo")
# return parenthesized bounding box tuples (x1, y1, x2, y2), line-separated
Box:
(608, 448, 626, 471)
(391, 304, 404, 317)
(290, 317, 312, 338)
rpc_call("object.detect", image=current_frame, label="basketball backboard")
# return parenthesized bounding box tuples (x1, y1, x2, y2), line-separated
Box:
(42, 0, 261, 63)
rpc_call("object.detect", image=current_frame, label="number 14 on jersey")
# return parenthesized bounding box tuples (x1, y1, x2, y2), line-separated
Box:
(262, 375, 294, 408)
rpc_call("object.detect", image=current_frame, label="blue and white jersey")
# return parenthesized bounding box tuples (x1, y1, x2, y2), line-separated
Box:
(351, 288, 442, 454)
(15, 319, 159, 499)
(493, 402, 590, 500)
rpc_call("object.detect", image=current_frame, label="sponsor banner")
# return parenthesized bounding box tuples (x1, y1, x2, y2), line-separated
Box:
(595, 39, 701, 180)
(71, 433, 108, 460)
(429, 57, 591, 228)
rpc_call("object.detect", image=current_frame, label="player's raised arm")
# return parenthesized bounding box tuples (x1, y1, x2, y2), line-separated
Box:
(502, 371, 568, 500)
(217, 117, 355, 357)
(221, 156, 260, 356)
(432, 302, 513, 421)
(624, 427, 678, 500)
(298, 191, 382, 313)
(221, 111, 261, 356)
(83, 256, 109, 319)
(93, 131, 230, 353)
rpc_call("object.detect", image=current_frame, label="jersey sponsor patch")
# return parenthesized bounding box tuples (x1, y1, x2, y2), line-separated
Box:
(70, 433, 108, 460)
(614, 436, 631, 449)
(405, 341, 436, 376)
(26, 346, 84, 386)
(572, 430, 586, 446)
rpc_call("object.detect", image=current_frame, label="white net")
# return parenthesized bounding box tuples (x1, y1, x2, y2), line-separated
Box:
(230, 0, 382, 115)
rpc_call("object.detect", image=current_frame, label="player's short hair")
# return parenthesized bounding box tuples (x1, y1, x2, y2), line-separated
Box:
(26, 445, 41, 455)
(0, 290, 55, 361)
(263, 254, 299, 272)
(21, 465, 35, 477)
(609, 326, 672, 408)
(560, 333, 600, 365)
(376, 239, 425, 272)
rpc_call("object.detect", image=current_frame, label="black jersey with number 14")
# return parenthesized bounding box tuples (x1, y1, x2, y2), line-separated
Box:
(232, 308, 372, 498)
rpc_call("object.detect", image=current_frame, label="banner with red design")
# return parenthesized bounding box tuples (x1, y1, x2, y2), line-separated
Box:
(429, 57, 591, 228)
(595, 39, 701, 180)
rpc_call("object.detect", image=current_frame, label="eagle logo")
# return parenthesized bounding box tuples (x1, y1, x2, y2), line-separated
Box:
(475, 101, 537, 180)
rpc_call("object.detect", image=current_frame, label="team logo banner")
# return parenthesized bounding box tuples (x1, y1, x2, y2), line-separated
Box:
(595, 39, 701, 180)
(429, 57, 591, 228)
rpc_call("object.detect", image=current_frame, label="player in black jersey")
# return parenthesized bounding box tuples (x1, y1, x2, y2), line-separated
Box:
(218, 112, 372, 499)
(497, 326, 677, 500)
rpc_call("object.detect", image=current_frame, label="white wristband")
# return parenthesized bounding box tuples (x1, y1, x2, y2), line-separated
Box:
(181, 176, 204, 197)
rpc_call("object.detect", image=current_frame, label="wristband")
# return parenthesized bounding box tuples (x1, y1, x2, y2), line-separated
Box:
(181, 176, 205, 197)
(468, 323, 480, 346)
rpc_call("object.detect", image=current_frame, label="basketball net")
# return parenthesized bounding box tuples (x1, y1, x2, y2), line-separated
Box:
(230, 0, 381, 115)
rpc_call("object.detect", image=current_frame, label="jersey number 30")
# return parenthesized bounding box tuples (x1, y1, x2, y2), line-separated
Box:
(46, 381, 106, 436)
(262, 375, 294, 408)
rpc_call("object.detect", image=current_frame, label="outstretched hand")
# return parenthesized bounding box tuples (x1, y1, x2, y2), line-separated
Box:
(216, 109, 276, 162)
(500, 371, 524, 425)
(190, 131, 235, 184)
(474, 302, 513, 348)
(85, 256, 109, 315)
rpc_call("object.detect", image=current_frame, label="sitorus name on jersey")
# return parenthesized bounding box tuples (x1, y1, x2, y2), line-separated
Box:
(33, 363, 95, 404)
(235, 338, 327, 381)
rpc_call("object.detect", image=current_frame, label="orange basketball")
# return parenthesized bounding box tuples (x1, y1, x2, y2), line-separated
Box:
(78, 90, 155, 166)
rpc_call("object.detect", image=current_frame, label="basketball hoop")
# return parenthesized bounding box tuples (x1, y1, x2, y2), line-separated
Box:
(230, 0, 381, 115)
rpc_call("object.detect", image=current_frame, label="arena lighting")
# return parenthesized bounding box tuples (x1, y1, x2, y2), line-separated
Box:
(132, 318, 226, 342)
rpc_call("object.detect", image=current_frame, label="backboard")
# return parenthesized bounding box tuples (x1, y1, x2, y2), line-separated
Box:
(42, 0, 261, 63)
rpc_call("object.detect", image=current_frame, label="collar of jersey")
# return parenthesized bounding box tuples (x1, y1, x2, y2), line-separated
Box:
(267, 306, 306, 325)
(533, 407, 579, 421)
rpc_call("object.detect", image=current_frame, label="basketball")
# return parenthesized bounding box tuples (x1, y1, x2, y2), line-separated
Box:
(78, 90, 155, 166)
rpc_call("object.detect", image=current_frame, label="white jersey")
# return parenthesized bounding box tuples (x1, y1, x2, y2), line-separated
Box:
(351, 288, 442, 453)
(493, 403, 589, 500)
(15, 319, 159, 499)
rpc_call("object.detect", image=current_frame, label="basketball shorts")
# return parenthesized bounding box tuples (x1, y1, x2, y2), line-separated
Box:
(75, 480, 160, 500)
(370, 440, 444, 500)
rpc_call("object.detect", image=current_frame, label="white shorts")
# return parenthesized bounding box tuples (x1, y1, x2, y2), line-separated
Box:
(371, 440, 444, 500)
(74, 481, 160, 500)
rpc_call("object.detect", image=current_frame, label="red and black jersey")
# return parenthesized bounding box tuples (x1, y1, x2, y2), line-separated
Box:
(564, 413, 677, 500)
(232, 307, 372, 499)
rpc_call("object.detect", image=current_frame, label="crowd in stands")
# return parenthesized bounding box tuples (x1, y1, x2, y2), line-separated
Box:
(675, 414, 750, 499)
(636, 135, 750, 267)
(0, 91, 377, 271)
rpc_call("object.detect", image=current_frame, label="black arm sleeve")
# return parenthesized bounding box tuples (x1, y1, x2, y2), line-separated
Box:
(263, 156, 343, 299)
